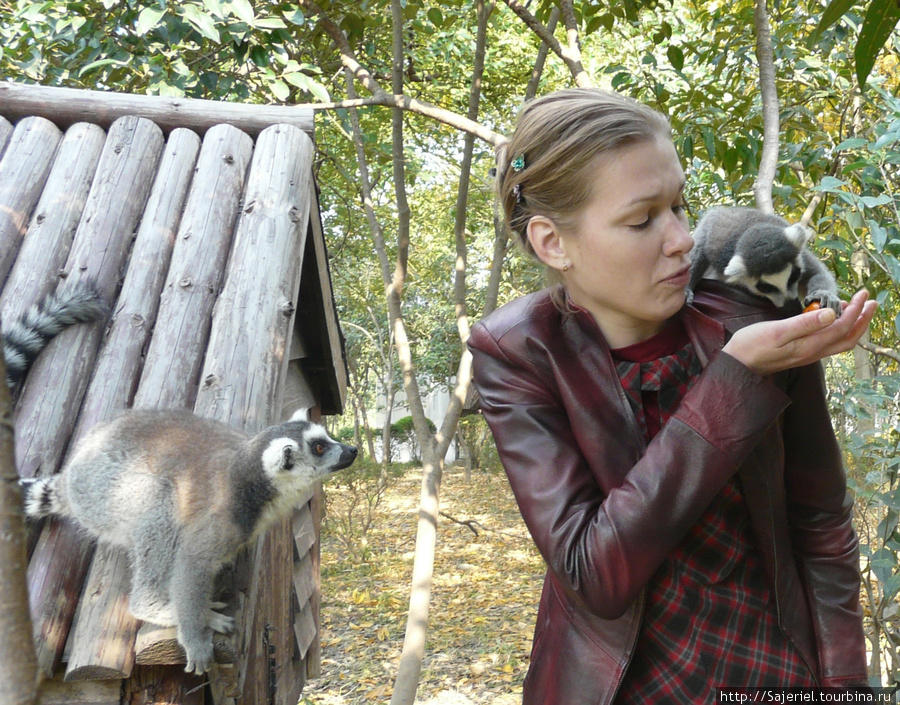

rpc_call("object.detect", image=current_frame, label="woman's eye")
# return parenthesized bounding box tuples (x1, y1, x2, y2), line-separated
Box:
(630, 216, 653, 231)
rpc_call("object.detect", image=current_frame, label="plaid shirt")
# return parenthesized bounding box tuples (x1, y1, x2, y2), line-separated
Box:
(612, 328, 816, 703)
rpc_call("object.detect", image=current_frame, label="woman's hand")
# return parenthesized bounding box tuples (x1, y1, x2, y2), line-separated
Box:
(722, 289, 878, 376)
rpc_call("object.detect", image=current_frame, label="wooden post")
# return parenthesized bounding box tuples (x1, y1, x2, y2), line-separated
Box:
(0, 116, 13, 156)
(0, 122, 106, 322)
(0, 116, 61, 286)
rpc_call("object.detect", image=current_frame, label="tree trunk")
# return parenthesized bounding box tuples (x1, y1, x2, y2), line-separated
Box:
(0, 354, 40, 705)
(752, 0, 780, 213)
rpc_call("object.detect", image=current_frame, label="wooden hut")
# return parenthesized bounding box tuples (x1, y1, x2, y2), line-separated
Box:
(0, 82, 347, 704)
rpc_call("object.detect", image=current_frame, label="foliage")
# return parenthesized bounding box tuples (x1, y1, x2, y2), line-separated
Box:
(391, 415, 436, 462)
(814, 0, 900, 87)
(0, 0, 330, 101)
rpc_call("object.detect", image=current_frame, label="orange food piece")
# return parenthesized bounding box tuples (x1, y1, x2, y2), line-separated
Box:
(803, 301, 821, 313)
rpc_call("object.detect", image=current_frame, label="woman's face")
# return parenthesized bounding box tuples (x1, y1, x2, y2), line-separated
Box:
(531, 135, 693, 348)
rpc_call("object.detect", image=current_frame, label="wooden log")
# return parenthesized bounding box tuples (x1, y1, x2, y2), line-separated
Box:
(63, 128, 203, 684)
(121, 665, 205, 705)
(0, 116, 13, 159)
(133, 624, 238, 666)
(0, 116, 61, 288)
(0, 122, 106, 323)
(193, 123, 314, 431)
(37, 675, 121, 705)
(60, 546, 139, 682)
(0, 81, 314, 139)
(21, 116, 165, 679)
(134, 123, 253, 411)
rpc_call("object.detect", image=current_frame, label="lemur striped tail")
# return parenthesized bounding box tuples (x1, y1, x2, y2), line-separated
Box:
(3, 280, 107, 394)
(19, 477, 64, 518)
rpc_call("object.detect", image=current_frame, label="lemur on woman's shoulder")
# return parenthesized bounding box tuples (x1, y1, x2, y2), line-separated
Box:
(688, 206, 842, 315)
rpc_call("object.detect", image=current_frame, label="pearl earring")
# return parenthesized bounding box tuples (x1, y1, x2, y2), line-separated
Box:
(562, 263, 570, 272)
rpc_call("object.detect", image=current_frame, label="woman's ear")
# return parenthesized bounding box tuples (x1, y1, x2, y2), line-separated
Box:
(527, 216, 569, 272)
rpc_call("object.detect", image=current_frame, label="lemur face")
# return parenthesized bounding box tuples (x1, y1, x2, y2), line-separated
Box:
(260, 420, 358, 483)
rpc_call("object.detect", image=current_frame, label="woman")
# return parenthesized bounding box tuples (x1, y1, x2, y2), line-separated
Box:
(467, 89, 877, 704)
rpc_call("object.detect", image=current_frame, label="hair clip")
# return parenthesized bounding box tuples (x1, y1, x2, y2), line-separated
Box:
(511, 154, 526, 172)
(513, 183, 525, 204)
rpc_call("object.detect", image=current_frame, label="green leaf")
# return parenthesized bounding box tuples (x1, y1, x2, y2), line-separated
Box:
(135, 7, 166, 37)
(873, 131, 900, 150)
(230, 0, 256, 25)
(813, 0, 859, 41)
(182, 5, 221, 43)
(856, 0, 900, 87)
(255, 17, 286, 30)
(667, 45, 684, 71)
(78, 58, 121, 77)
(835, 137, 868, 150)
(872, 223, 887, 253)
(284, 71, 330, 102)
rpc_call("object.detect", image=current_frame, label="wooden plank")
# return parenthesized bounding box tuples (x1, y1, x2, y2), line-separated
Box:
(0, 122, 106, 323)
(134, 122, 253, 411)
(0, 116, 61, 287)
(292, 503, 317, 558)
(0, 81, 315, 139)
(21, 116, 165, 679)
(305, 185, 349, 413)
(0, 115, 15, 162)
(292, 601, 316, 661)
(193, 123, 314, 431)
(292, 551, 315, 608)
(64, 129, 202, 682)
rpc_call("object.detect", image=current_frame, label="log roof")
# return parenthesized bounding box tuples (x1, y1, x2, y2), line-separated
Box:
(0, 83, 345, 700)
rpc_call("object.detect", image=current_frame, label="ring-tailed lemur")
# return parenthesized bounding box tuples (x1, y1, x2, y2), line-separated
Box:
(688, 206, 842, 315)
(21, 407, 357, 675)
(3, 280, 107, 396)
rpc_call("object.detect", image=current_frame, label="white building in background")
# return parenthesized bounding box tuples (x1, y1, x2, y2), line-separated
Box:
(370, 383, 458, 463)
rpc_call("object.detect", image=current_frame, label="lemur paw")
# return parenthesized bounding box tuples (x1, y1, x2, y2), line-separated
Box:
(805, 291, 842, 316)
(183, 639, 214, 675)
(208, 609, 234, 634)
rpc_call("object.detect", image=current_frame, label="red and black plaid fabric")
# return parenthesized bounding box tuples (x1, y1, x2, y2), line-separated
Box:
(611, 330, 816, 704)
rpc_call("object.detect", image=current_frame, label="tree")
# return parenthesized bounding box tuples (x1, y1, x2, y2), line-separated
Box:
(0, 352, 40, 705)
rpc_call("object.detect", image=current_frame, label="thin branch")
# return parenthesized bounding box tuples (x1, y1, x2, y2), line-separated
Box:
(301, 1, 504, 146)
(857, 340, 900, 365)
(499, 0, 592, 87)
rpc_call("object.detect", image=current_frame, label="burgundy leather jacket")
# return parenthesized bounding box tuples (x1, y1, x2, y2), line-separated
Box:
(468, 282, 867, 705)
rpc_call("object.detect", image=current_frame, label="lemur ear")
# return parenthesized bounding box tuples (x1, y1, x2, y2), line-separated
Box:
(290, 408, 310, 422)
(784, 223, 812, 248)
(723, 254, 748, 282)
(281, 445, 296, 470)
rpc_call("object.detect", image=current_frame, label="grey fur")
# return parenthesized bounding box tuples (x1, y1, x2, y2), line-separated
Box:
(689, 206, 841, 314)
(3, 280, 107, 395)
(20, 407, 357, 674)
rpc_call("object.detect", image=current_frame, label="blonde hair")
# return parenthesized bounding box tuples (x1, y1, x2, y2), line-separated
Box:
(496, 88, 672, 298)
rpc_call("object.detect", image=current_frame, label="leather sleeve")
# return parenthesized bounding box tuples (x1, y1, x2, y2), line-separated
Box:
(782, 361, 868, 685)
(469, 321, 791, 620)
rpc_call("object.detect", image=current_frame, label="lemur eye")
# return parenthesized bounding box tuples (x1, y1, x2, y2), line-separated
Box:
(313, 442, 326, 456)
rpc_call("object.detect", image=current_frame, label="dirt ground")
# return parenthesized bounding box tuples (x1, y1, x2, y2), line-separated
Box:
(299, 466, 545, 705)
